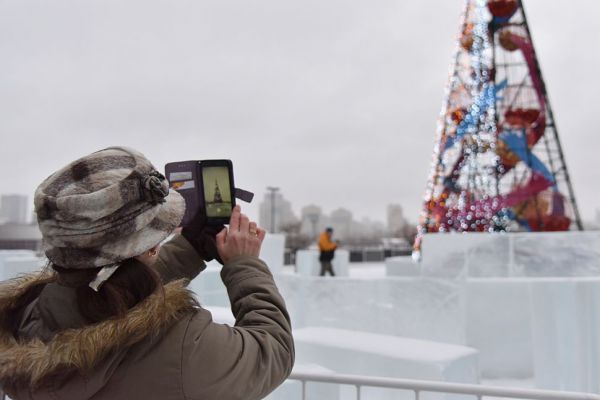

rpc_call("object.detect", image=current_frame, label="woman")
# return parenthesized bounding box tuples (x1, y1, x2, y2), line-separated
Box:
(0, 147, 294, 399)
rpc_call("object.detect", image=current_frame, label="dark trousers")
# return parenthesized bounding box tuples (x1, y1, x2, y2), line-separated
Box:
(320, 261, 335, 276)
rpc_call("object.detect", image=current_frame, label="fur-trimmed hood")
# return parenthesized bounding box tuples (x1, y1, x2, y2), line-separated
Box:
(0, 271, 198, 393)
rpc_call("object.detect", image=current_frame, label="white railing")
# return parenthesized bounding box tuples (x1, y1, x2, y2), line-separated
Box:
(288, 371, 600, 400)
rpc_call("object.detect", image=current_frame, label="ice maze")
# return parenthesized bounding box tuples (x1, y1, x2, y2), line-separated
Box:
(2, 231, 600, 397)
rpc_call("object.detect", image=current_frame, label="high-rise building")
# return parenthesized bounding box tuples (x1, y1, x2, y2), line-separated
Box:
(329, 208, 353, 240)
(357, 217, 385, 238)
(300, 205, 324, 240)
(258, 191, 298, 233)
(387, 204, 406, 236)
(0, 194, 29, 224)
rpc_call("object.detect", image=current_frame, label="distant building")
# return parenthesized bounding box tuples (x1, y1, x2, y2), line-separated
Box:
(0, 223, 42, 252)
(329, 208, 353, 240)
(258, 191, 298, 233)
(357, 217, 385, 238)
(0, 194, 29, 224)
(387, 204, 407, 236)
(596, 209, 600, 227)
(300, 205, 326, 240)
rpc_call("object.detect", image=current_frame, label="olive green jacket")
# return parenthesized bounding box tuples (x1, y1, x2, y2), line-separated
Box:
(0, 235, 294, 400)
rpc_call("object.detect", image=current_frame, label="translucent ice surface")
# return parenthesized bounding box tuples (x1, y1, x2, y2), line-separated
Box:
(0, 250, 44, 280)
(293, 327, 478, 400)
(420, 231, 600, 278)
(296, 249, 350, 277)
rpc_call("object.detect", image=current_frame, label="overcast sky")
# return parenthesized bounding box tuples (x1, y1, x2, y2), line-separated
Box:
(0, 0, 598, 224)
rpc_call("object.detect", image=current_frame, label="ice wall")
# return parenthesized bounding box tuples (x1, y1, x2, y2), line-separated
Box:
(275, 274, 465, 344)
(296, 249, 350, 277)
(189, 232, 286, 307)
(189, 267, 465, 343)
(530, 278, 600, 393)
(0, 250, 45, 280)
(465, 279, 533, 378)
(186, 231, 600, 392)
(260, 233, 285, 274)
(386, 256, 420, 276)
(182, 230, 600, 390)
(415, 231, 600, 388)
(420, 231, 600, 278)
(293, 327, 478, 400)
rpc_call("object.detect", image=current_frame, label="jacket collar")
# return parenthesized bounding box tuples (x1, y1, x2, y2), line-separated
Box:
(0, 271, 198, 390)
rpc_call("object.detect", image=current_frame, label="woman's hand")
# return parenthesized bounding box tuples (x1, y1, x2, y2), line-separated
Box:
(216, 205, 266, 264)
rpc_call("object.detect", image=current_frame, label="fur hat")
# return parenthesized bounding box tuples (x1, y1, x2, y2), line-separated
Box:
(34, 147, 185, 269)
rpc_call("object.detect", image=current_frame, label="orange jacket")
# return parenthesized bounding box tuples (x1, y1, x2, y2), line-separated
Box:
(318, 232, 337, 252)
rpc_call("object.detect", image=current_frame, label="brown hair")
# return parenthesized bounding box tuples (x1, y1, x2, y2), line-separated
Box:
(53, 259, 162, 324)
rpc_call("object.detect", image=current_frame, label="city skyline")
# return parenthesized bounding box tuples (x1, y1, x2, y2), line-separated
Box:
(3, 190, 599, 232)
(0, 189, 415, 229)
(257, 189, 409, 241)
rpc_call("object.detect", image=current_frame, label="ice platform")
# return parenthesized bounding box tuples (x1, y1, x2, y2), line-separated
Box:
(294, 327, 478, 399)
(419, 231, 600, 278)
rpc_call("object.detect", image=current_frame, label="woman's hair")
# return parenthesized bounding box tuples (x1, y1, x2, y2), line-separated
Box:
(53, 259, 161, 323)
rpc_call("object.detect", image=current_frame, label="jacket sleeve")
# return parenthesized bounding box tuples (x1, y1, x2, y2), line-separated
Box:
(152, 234, 207, 284)
(180, 256, 295, 400)
(318, 234, 337, 251)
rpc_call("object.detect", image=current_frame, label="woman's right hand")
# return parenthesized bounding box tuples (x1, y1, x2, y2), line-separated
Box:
(216, 206, 266, 264)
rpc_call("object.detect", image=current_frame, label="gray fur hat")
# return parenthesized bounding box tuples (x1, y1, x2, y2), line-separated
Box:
(34, 146, 185, 269)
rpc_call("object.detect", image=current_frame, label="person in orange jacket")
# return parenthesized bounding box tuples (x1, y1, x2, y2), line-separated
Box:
(318, 227, 338, 276)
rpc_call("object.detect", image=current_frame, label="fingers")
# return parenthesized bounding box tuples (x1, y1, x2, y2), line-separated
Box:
(216, 227, 227, 253)
(218, 210, 264, 263)
(239, 213, 250, 234)
(257, 227, 266, 243)
(229, 205, 241, 232)
(248, 221, 257, 234)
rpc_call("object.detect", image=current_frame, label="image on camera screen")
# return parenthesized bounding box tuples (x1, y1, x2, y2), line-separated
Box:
(202, 166, 233, 218)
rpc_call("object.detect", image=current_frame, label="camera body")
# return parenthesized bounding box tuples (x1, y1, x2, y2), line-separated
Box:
(165, 159, 253, 226)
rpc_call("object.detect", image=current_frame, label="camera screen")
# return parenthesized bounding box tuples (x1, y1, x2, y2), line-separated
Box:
(202, 166, 233, 218)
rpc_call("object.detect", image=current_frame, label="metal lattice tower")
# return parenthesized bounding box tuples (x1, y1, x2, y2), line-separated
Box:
(416, 0, 582, 242)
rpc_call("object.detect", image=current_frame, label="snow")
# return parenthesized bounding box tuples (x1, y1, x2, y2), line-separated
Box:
(348, 262, 386, 279)
(386, 256, 420, 276)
